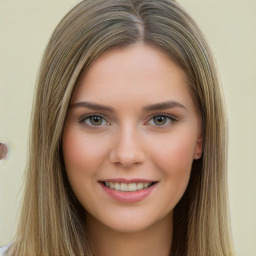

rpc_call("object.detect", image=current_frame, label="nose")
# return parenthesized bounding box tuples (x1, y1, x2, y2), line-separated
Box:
(109, 126, 146, 167)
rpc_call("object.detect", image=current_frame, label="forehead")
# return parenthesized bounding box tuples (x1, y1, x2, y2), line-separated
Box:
(71, 44, 195, 111)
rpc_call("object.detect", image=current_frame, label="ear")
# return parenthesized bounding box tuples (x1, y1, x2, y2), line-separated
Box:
(193, 135, 203, 160)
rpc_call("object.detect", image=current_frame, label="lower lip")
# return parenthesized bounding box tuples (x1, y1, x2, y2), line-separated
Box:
(99, 182, 157, 203)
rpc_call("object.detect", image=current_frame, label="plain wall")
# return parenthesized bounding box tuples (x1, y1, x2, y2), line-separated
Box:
(0, 1, 255, 255)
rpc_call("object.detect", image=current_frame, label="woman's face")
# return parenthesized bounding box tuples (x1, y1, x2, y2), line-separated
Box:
(63, 44, 202, 233)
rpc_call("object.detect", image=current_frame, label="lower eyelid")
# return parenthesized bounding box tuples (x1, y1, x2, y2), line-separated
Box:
(79, 114, 177, 127)
(148, 115, 177, 124)
(79, 115, 109, 126)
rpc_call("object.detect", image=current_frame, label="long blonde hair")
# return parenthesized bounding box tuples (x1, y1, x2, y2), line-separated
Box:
(8, 0, 234, 255)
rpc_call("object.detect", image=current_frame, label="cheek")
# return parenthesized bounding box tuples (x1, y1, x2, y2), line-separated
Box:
(149, 130, 197, 198)
(63, 128, 106, 170)
(62, 126, 111, 208)
(151, 131, 196, 171)
(62, 126, 111, 191)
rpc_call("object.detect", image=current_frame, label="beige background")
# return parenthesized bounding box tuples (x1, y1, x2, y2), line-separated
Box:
(0, 0, 255, 255)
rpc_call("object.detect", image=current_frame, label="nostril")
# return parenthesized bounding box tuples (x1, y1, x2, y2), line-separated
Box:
(0, 143, 8, 160)
(109, 145, 146, 166)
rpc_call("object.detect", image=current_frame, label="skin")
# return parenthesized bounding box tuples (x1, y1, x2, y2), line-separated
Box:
(63, 43, 202, 256)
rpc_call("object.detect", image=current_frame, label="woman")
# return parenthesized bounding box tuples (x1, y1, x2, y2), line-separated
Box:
(1, 0, 235, 255)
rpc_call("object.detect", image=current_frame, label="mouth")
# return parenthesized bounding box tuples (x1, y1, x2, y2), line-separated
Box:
(99, 180, 158, 192)
(99, 179, 158, 203)
(100, 180, 157, 192)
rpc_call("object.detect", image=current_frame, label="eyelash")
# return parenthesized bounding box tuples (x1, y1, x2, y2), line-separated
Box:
(146, 114, 177, 127)
(79, 113, 177, 128)
(79, 114, 110, 128)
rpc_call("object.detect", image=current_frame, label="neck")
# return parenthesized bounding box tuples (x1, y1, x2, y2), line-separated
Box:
(86, 212, 173, 256)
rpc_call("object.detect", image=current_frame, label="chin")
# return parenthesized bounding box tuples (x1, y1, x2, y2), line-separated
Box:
(86, 207, 173, 234)
(106, 219, 153, 234)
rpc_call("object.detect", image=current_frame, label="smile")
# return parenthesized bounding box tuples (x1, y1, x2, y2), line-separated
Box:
(99, 179, 158, 203)
(103, 181, 155, 192)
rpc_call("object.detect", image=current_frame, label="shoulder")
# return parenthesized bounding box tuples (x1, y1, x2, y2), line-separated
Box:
(0, 244, 10, 256)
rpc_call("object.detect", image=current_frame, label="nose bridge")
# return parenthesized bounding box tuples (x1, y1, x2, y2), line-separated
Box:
(109, 123, 145, 166)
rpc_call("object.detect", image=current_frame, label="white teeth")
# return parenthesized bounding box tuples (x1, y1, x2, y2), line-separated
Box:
(105, 182, 154, 192)
(137, 183, 144, 190)
(143, 182, 149, 188)
(114, 183, 120, 190)
(128, 183, 137, 191)
(120, 183, 128, 191)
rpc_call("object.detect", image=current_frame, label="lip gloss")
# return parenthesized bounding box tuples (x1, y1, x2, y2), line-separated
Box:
(99, 182, 157, 203)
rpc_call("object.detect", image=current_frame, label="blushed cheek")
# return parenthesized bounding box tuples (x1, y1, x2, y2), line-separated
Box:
(152, 134, 196, 176)
(62, 128, 109, 177)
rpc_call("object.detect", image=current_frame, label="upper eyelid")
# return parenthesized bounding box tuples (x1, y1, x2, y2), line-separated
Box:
(80, 113, 108, 122)
(78, 112, 178, 125)
(145, 113, 178, 126)
(147, 113, 177, 121)
(79, 114, 111, 127)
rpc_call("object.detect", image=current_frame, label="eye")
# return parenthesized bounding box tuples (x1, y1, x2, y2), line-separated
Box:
(148, 115, 176, 126)
(80, 115, 109, 127)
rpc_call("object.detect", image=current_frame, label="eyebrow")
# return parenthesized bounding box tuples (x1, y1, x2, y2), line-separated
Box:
(69, 101, 115, 112)
(69, 100, 187, 112)
(143, 100, 187, 112)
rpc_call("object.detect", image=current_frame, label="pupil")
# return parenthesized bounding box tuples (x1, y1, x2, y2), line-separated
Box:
(90, 116, 102, 125)
(154, 116, 166, 125)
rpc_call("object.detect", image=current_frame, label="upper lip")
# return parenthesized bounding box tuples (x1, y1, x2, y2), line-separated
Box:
(99, 178, 157, 183)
